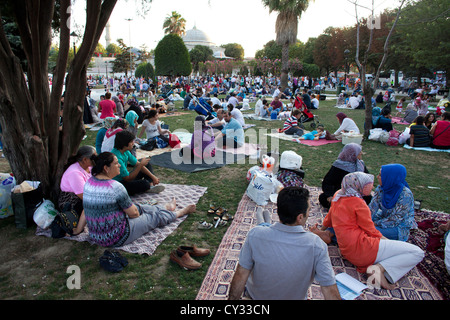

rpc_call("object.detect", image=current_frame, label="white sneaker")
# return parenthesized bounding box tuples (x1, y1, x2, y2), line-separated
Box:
(146, 185, 165, 194)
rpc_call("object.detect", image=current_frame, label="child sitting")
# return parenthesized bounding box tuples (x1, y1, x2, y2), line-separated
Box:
(282, 109, 303, 136)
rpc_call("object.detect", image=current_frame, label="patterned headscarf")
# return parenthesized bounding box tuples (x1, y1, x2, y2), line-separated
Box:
(332, 171, 374, 202)
(102, 117, 116, 129)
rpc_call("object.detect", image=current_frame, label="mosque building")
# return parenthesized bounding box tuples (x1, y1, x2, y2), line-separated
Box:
(182, 25, 228, 59)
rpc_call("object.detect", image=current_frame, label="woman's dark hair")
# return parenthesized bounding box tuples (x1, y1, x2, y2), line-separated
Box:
(145, 109, 158, 119)
(90, 152, 115, 176)
(194, 115, 206, 128)
(114, 130, 136, 150)
(424, 112, 435, 124)
(277, 186, 310, 225)
(64, 145, 96, 170)
(443, 111, 450, 121)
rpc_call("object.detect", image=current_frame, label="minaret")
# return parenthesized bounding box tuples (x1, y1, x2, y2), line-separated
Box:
(105, 22, 111, 47)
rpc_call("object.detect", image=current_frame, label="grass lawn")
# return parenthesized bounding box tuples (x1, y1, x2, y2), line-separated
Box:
(0, 91, 448, 300)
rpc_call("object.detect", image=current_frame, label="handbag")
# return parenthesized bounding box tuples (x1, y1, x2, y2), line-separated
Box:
(50, 203, 81, 238)
(12, 184, 44, 229)
(140, 138, 157, 151)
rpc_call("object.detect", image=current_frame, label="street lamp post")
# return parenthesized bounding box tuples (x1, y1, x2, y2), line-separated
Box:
(70, 31, 79, 56)
(344, 49, 350, 91)
(125, 18, 133, 77)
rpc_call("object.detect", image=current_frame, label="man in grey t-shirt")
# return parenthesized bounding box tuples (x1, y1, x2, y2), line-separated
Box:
(228, 187, 341, 300)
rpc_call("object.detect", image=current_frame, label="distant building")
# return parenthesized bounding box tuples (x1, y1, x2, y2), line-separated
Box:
(182, 25, 228, 59)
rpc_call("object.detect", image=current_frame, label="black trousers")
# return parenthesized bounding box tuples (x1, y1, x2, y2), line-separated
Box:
(119, 162, 154, 196)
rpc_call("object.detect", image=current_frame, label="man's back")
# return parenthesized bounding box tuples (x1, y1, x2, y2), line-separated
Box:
(238, 222, 335, 300)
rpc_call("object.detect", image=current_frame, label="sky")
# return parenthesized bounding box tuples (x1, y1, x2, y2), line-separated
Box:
(70, 0, 399, 58)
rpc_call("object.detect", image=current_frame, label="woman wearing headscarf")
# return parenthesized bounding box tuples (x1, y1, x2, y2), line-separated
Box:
(333, 112, 360, 140)
(369, 164, 416, 241)
(125, 110, 139, 136)
(372, 107, 382, 127)
(95, 117, 116, 154)
(101, 119, 127, 153)
(319, 143, 370, 209)
(312, 172, 424, 290)
(112, 95, 124, 118)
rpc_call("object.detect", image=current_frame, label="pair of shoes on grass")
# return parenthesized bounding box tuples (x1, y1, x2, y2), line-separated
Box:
(170, 245, 210, 270)
(99, 250, 128, 273)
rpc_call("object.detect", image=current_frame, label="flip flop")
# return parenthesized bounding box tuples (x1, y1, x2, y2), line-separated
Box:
(197, 220, 213, 230)
(215, 207, 227, 217)
(221, 212, 234, 221)
(207, 204, 219, 214)
(213, 216, 227, 227)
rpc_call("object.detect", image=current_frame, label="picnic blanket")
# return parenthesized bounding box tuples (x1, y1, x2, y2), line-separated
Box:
(391, 117, 410, 125)
(243, 114, 281, 121)
(196, 186, 445, 300)
(265, 131, 309, 142)
(266, 131, 340, 147)
(403, 145, 450, 153)
(216, 143, 259, 156)
(35, 184, 207, 255)
(292, 138, 341, 147)
(150, 149, 247, 173)
(409, 209, 450, 300)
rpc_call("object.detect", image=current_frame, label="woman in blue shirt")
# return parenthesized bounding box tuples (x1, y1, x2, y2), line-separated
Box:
(369, 164, 417, 241)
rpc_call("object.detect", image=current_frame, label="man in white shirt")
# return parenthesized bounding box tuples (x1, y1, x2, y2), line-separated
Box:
(206, 108, 226, 131)
(272, 86, 281, 99)
(227, 93, 240, 109)
(347, 95, 360, 109)
(228, 187, 341, 300)
(228, 104, 245, 127)
(210, 93, 221, 107)
(311, 94, 319, 109)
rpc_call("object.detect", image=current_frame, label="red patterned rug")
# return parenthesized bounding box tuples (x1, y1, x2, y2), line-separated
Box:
(408, 209, 450, 300)
(196, 186, 446, 300)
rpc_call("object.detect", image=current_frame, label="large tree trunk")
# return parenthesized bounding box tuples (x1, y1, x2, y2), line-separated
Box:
(280, 43, 289, 90)
(0, 0, 117, 203)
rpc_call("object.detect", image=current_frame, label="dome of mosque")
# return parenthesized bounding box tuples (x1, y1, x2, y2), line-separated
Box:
(182, 25, 215, 48)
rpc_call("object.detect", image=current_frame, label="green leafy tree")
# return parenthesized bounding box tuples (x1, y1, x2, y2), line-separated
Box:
(135, 62, 155, 79)
(0, 0, 152, 202)
(395, 0, 450, 86)
(262, 0, 312, 89)
(112, 38, 135, 75)
(154, 33, 191, 78)
(190, 45, 214, 72)
(221, 43, 244, 60)
(106, 42, 121, 56)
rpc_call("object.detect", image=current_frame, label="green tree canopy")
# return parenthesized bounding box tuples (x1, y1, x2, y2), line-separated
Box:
(190, 45, 214, 72)
(221, 43, 244, 60)
(154, 33, 192, 77)
(135, 62, 155, 79)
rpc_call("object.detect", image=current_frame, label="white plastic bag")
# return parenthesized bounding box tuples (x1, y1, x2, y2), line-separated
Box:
(368, 128, 383, 141)
(246, 171, 275, 205)
(398, 127, 410, 144)
(0, 174, 16, 219)
(33, 199, 58, 229)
